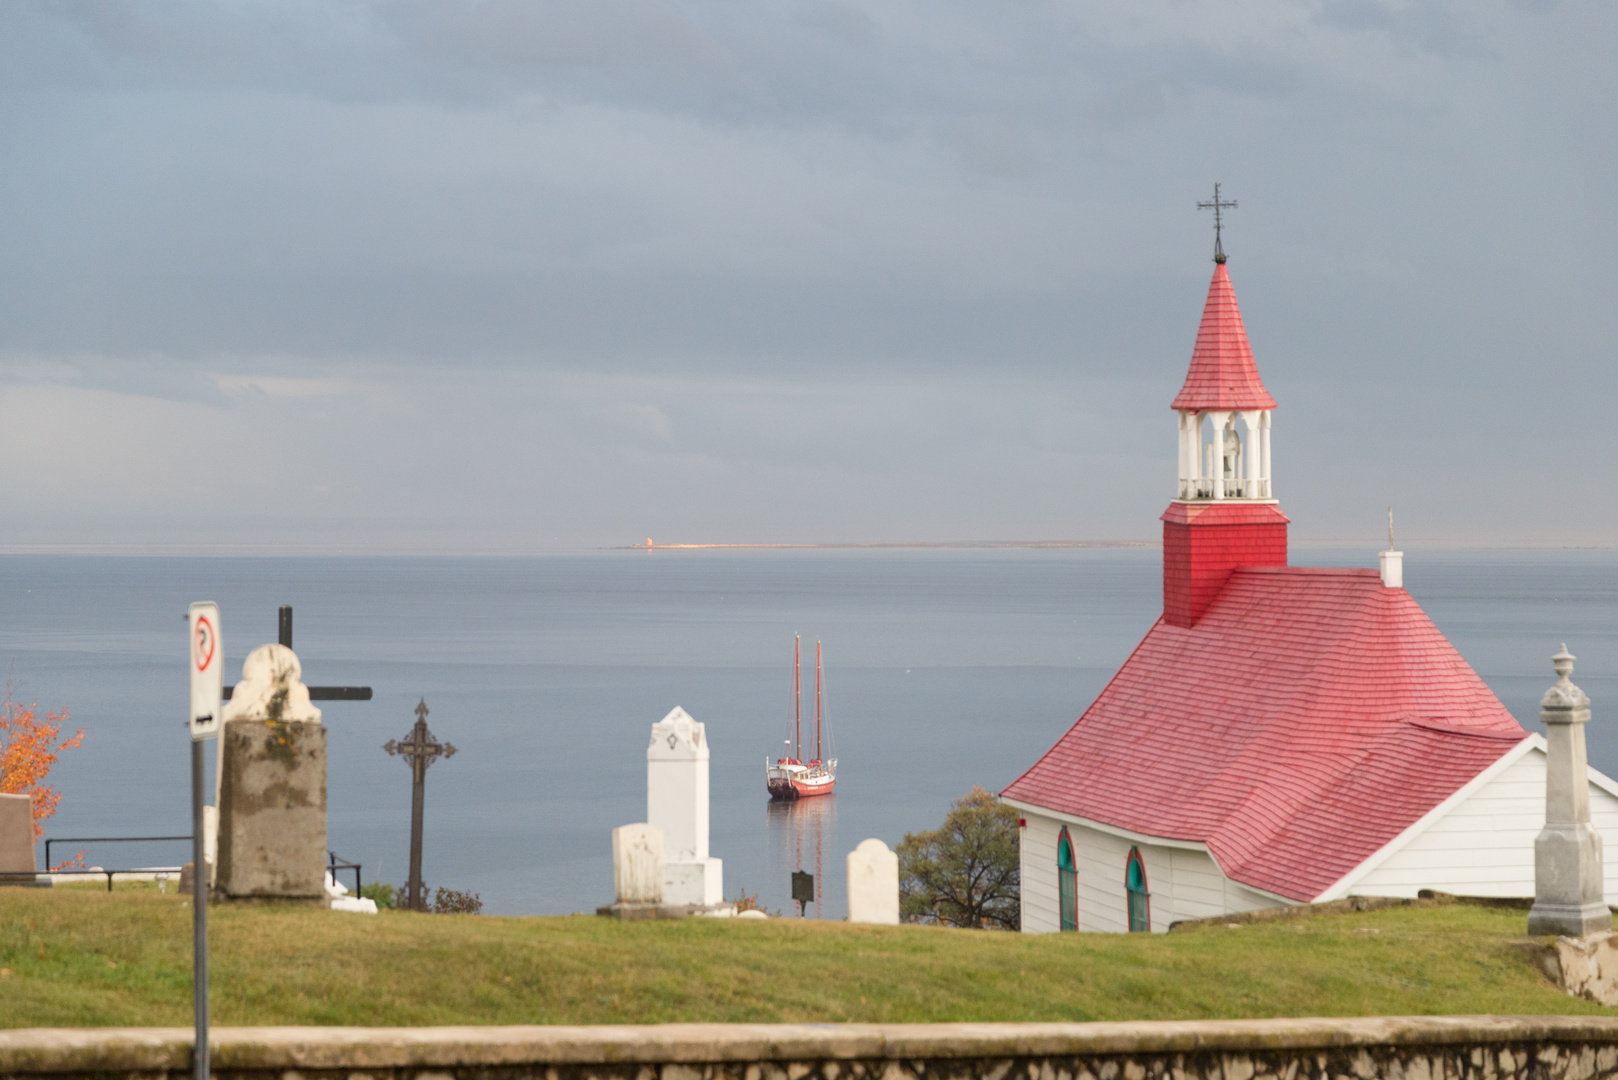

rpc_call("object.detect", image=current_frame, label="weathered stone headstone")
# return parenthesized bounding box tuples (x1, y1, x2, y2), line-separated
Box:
(1528, 644, 1612, 937)
(215, 643, 327, 900)
(613, 823, 665, 904)
(846, 838, 900, 925)
(0, 793, 38, 883)
(647, 706, 723, 906)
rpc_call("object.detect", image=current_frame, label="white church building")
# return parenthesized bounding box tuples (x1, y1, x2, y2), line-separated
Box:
(1000, 254, 1618, 934)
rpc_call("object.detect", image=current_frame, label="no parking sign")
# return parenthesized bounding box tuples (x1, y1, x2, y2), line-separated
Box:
(185, 600, 219, 1080)
(188, 601, 221, 741)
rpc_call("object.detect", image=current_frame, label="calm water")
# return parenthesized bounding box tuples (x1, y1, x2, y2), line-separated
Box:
(3, 548, 1616, 918)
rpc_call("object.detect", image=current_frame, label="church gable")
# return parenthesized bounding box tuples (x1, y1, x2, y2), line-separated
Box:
(1325, 738, 1618, 904)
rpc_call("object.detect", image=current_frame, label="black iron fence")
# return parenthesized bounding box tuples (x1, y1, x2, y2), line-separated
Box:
(327, 850, 362, 897)
(42, 835, 192, 891)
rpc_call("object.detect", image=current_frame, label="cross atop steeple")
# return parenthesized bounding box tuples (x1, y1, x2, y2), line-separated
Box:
(1197, 182, 1238, 264)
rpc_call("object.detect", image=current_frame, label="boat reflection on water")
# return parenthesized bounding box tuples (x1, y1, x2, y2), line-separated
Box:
(766, 794, 837, 918)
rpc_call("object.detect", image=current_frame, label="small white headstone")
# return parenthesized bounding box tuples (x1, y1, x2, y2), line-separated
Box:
(847, 837, 900, 925)
(613, 822, 666, 904)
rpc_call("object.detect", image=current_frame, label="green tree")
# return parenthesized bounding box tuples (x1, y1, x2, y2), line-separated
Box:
(898, 786, 1020, 930)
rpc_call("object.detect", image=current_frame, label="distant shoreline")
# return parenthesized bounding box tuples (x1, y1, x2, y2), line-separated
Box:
(605, 540, 1157, 550)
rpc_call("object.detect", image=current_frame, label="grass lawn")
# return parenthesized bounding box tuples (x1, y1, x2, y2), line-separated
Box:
(0, 884, 1608, 1027)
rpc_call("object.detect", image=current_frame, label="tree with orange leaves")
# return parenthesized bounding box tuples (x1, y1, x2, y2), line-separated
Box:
(0, 695, 84, 843)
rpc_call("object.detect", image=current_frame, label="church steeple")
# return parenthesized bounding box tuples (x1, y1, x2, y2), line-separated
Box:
(1172, 263, 1277, 502)
(1160, 258, 1288, 628)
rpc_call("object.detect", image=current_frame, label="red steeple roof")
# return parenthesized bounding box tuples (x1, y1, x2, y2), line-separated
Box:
(1001, 567, 1525, 902)
(1170, 264, 1277, 412)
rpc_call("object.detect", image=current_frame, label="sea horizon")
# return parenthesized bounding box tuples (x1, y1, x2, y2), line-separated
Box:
(4, 547, 1615, 917)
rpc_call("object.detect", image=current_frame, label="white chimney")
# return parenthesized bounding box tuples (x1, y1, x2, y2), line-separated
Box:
(1379, 506, 1403, 588)
(1379, 549, 1403, 589)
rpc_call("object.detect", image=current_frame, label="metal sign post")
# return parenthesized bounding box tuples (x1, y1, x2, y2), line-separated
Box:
(187, 601, 222, 1080)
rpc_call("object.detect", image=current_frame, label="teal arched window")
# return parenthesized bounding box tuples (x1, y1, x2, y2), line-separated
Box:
(1057, 828, 1078, 932)
(1125, 847, 1150, 933)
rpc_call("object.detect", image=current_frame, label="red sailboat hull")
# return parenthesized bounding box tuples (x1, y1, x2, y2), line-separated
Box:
(767, 765, 837, 800)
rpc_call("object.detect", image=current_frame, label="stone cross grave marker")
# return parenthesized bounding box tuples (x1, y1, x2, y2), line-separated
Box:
(846, 838, 899, 925)
(212, 605, 373, 874)
(222, 605, 374, 702)
(384, 699, 456, 912)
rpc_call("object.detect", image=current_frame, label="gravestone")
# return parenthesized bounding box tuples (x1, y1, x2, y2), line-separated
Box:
(846, 838, 900, 925)
(215, 643, 327, 900)
(1528, 644, 1612, 937)
(613, 823, 665, 904)
(0, 793, 39, 884)
(647, 706, 723, 906)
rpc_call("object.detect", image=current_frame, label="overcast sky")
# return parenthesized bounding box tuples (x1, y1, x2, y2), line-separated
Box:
(0, 0, 1613, 552)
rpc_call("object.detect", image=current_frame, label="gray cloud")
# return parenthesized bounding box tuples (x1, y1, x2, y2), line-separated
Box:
(0, 0, 1613, 550)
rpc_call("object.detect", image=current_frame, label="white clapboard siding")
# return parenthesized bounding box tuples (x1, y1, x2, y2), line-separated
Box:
(1349, 744, 1618, 902)
(1072, 820, 1133, 933)
(1015, 807, 1289, 933)
(1019, 814, 1063, 934)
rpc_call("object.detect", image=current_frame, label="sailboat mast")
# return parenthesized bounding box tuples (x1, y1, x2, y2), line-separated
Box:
(793, 635, 802, 762)
(815, 640, 823, 764)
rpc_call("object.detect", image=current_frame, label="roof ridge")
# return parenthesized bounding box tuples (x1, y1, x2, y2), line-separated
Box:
(1235, 565, 1378, 576)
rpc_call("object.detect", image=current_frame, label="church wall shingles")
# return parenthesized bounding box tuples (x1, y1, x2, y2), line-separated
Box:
(1162, 503, 1289, 628)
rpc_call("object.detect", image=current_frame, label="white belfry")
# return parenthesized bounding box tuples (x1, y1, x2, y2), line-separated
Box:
(1528, 644, 1611, 937)
(1178, 408, 1273, 502)
(647, 706, 723, 906)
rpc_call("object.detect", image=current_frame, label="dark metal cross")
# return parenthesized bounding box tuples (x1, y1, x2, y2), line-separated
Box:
(383, 699, 456, 912)
(221, 606, 373, 701)
(1197, 182, 1238, 264)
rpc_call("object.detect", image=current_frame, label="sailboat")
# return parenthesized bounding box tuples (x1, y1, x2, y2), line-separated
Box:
(766, 635, 837, 800)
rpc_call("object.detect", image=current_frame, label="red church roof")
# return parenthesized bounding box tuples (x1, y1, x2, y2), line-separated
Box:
(1001, 567, 1526, 902)
(1170, 264, 1277, 412)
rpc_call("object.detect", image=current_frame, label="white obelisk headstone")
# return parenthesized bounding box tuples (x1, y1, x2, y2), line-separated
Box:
(1528, 644, 1612, 937)
(847, 838, 900, 925)
(647, 706, 723, 906)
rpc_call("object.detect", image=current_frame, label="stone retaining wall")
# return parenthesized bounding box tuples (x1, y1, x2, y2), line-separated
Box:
(5, 1020, 1618, 1080)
